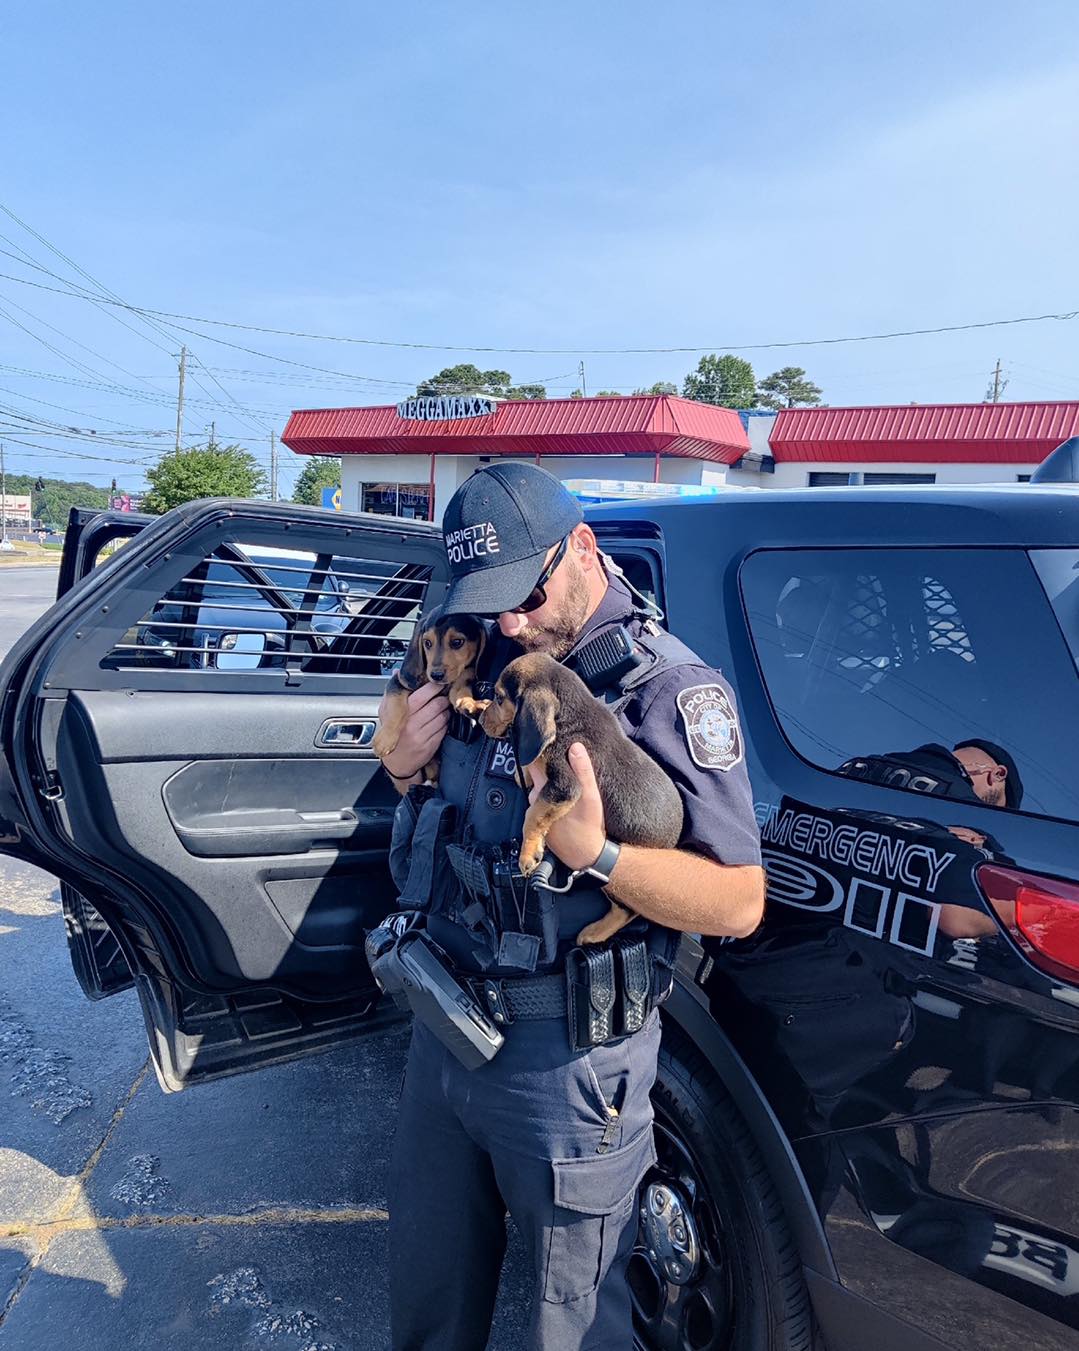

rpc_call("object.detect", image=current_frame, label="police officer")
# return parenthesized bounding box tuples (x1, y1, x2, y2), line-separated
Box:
(377, 464, 764, 1350)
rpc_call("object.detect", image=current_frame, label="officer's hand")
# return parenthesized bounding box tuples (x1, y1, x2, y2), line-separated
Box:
(528, 742, 607, 872)
(379, 682, 450, 779)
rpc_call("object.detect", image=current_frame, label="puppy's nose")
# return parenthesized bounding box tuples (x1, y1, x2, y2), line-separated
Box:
(430, 668, 445, 682)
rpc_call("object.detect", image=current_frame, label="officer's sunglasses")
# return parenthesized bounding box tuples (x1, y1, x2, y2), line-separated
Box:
(510, 535, 570, 614)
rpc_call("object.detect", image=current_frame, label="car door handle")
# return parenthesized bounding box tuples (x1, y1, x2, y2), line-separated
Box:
(314, 718, 378, 749)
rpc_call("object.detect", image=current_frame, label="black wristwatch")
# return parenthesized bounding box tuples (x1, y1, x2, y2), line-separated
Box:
(583, 838, 621, 885)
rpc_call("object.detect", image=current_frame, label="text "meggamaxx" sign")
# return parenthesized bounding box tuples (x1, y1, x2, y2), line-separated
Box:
(396, 395, 498, 422)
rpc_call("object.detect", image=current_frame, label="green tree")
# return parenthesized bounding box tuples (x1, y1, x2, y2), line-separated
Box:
(593, 390, 623, 398)
(632, 381, 678, 396)
(293, 456, 342, 506)
(756, 366, 823, 410)
(416, 365, 546, 400)
(3, 472, 111, 527)
(143, 443, 267, 515)
(682, 354, 757, 409)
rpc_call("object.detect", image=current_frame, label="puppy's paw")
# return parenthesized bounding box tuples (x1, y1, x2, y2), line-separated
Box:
(518, 837, 545, 875)
(453, 695, 491, 717)
(422, 757, 440, 784)
(577, 905, 632, 946)
(370, 729, 398, 759)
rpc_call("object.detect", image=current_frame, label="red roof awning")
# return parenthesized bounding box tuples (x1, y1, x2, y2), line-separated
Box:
(770, 401, 1079, 463)
(282, 394, 749, 464)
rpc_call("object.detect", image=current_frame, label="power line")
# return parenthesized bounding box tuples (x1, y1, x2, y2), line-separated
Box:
(0, 263, 1073, 356)
(0, 382, 178, 431)
(0, 363, 289, 418)
(1, 435, 151, 467)
(0, 205, 272, 435)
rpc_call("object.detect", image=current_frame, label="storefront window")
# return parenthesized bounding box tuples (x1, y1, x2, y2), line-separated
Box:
(361, 482, 430, 519)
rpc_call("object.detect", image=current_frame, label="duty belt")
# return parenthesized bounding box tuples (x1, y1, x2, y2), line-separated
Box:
(469, 933, 656, 1050)
(476, 970, 566, 1024)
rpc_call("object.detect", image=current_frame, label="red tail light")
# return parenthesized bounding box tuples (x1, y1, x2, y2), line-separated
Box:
(977, 864, 1079, 984)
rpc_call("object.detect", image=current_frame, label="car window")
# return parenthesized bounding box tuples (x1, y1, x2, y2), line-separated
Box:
(742, 547, 1079, 824)
(1032, 550, 1079, 675)
(103, 543, 430, 679)
(603, 547, 665, 618)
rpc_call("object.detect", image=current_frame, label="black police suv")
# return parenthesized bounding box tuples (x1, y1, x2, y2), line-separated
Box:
(1, 487, 1078, 1351)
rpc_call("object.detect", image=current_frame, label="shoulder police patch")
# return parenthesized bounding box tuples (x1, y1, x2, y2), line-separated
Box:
(676, 683, 744, 772)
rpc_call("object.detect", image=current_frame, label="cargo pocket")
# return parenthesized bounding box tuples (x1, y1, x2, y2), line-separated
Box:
(543, 1124, 657, 1304)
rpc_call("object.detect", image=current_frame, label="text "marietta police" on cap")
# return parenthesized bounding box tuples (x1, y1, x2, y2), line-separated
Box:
(445, 522, 500, 565)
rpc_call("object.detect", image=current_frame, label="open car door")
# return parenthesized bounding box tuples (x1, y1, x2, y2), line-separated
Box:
(0, 498, 447, 1090)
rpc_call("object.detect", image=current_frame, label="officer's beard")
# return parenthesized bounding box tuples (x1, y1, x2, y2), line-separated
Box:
(512, 558, 591, 661)
(982, 780, 1006, 808)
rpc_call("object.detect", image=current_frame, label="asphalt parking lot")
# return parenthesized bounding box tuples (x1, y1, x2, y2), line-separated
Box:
(0, 568, 530, 1349)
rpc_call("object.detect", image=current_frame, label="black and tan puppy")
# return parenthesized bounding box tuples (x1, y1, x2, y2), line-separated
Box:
(371, 609, 487, 781)
(480, 652, 684, 944)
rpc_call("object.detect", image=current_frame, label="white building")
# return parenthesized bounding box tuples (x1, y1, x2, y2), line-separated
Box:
(281, 396, 1077, 520)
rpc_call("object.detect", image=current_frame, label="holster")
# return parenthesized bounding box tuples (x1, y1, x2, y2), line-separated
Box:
(365, 921, 505, 1070)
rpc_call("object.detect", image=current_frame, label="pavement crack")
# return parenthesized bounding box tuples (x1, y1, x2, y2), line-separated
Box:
(55, 1058, 150, 1222)
(0, 1249, 42, 1330)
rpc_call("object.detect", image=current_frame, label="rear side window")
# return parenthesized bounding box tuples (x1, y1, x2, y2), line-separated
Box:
(742, 548, 1079, 824)
(1032, 550, 1079, 674)
(102, 544, 429, 682)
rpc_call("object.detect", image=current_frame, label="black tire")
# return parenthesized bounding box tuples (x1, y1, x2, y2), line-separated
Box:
(630, 1022, 814, 1351)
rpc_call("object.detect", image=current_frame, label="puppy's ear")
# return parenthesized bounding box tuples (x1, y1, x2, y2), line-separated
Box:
(472, 619, 488, 668)
(399, 607, 436, 690)
(514, 687, 558, 767)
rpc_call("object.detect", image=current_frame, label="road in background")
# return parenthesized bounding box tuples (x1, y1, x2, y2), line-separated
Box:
(0, 569, 59, 662)
(0, 575, 530, 1349)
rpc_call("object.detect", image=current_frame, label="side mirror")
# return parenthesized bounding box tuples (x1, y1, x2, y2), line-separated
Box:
(216, 631, 266, 671)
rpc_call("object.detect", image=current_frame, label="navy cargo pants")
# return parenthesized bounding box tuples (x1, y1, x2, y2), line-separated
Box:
(388, 1008, 661, 1350)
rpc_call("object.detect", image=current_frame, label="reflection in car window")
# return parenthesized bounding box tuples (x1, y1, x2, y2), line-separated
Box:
(742, 548, 1079, 824)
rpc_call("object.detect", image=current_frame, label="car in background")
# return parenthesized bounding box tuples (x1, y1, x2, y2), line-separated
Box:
(132, 544, 359, 670)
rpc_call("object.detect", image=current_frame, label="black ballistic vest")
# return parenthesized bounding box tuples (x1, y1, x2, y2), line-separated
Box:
(399, 617, 701, 977)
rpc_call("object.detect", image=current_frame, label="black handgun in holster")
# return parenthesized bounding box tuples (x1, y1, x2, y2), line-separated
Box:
(566, 934, 654, 1050)
(365, 917, 505, 1070)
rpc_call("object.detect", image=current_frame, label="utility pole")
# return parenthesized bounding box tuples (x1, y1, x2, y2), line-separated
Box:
(174, 345, 187, 451)
(989, 358, 1007, 403)
(270, 429, 278, 500)
(0, 441, 7, 549)
(578, 360, 587, 398)
(209, 421, 216, 449)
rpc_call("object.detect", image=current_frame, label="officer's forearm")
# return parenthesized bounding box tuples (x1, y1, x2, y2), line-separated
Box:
(605, 846, 765, 938)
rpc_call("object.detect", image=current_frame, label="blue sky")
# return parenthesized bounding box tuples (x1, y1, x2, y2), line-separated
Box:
(2, 0, 1078, 495)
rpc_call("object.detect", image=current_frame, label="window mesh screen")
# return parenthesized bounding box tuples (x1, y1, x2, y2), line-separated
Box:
(922, 576, 974, 663)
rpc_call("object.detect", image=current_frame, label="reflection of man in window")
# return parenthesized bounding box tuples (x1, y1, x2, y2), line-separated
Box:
(837, 739, 1026, 940)
(837, 738, 1023, 811)
(951, 740, 1021, 809)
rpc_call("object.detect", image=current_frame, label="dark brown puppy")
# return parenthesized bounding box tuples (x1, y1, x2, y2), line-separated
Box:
(371, 609, 487, 782)
(480, 652, 683, 944)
